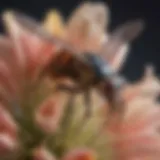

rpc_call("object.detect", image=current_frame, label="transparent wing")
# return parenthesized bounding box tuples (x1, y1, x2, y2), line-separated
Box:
(100, 20, 145, 72)
(66, 1, 109, 53)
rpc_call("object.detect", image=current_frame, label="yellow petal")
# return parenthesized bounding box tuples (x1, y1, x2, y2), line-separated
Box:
(43, 10, 65, 38)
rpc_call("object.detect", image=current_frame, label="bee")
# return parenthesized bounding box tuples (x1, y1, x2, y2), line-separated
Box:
(3, 4, 144, 118)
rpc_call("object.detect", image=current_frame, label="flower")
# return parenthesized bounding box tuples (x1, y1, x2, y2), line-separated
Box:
(0, 2, 114, 160)
(0, 1, 150, 160)
(105, 66, 160, 160)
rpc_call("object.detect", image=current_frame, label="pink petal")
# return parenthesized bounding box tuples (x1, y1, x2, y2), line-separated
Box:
(113, 134, 160, 159)
(62, 148, 96, 160)
(3, 11, 57, 80)
(0, 36, 21, 93)
(0, 106, 18, 138)
(33, 146, 56, 160)
(0, 60, 19, 96)
(35, 92, 68, 133)
(0, 134, 18, 155)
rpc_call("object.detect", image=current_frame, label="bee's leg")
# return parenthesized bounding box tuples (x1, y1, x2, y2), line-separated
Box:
(61, 93, 75, 130)
(55, 83, 82, 94)
(83, 89, 92, 119)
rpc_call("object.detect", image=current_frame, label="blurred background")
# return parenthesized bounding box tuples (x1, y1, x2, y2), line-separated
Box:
(0, 0, 159, 81)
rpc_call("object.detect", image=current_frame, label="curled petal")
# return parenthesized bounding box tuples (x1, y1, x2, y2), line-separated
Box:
(139, 65, 160, 99)
(0, 134, 18, 155)
(0, 36, 17, 68)
(113, 135, 160, 159)
(35, 92, 68, 133)
(62, 148, 96, 160)
(0, 36, 22, 94)
(0, 60, 19, 96)
(33, 146, 56, 160)
(3, 11, 57, 80)
(107, 100, 160, 159)
(3, 12, 27, 72)
(43, 10, 65, 38)
(0, 106, 18, 138)
(121, 65, 160, 103)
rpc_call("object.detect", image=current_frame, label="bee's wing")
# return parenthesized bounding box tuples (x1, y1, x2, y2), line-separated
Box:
(100, 20, 145, 72)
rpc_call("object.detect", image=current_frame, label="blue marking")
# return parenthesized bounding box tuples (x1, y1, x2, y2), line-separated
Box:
(84, 53, 114, 79)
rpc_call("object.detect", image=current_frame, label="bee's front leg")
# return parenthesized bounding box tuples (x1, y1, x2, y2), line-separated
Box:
(55, 83, 82, 94)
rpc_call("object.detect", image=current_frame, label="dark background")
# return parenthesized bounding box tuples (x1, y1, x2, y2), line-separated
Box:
(0, 0, 159, 81)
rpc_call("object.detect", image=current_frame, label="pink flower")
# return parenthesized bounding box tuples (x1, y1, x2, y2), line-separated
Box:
(108, 106, 160, 160)
(0, 2, 148, 160)
(105, 66, 160, 160)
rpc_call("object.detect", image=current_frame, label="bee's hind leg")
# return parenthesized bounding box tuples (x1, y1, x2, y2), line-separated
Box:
(55, 84, 93, 120)
(83, 89, 92, 119)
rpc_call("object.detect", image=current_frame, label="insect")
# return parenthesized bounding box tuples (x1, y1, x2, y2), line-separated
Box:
(3, 7, 144, 118)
